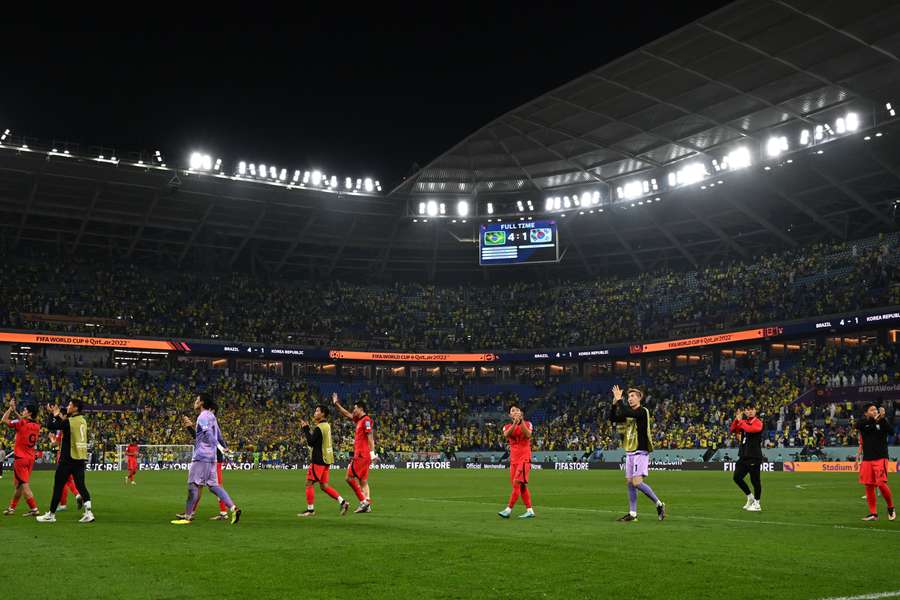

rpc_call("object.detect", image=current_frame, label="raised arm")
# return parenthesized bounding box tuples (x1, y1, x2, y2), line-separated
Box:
(739, 417, 763, 434)
(332, 393, 353, 420)
(609, 386, 628, 423)
(2, 398, 16, 427)
(729, 409, 743, 433)
(300, 421, 319, 446)
(519, 421, 532, 440)
(45, 405, 68, 432)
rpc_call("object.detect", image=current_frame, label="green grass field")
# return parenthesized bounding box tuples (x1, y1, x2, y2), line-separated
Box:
(1, 469, 897, 600)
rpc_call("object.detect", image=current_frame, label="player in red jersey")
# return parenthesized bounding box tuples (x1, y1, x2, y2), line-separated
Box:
(333, 392, 377, 513)
(51, 431, 81, 511)
(498, 403, 535, 519)
(857, 403, 895, 521)
(125, 442, 140, 485)
(2, 398, 41, 517)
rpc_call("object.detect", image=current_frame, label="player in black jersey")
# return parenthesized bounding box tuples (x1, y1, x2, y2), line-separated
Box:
(856, 403, 894, 521)
(729, 402, 765, 511)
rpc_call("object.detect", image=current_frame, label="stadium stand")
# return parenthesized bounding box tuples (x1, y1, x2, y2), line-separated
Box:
(1, 232, 897, 351)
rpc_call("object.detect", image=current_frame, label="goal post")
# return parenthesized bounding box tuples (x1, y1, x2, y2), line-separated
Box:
(116, 444, 194, 471)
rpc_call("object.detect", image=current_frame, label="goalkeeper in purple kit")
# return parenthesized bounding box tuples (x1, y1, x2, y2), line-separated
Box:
(171, 393, 241, 525)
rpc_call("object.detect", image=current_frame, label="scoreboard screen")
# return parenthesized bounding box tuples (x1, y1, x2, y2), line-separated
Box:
(479, 220, 559, 266)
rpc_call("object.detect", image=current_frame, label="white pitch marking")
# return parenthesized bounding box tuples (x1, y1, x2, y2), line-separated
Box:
(406, 497, 900, 535)
(812, 591, 900, 600)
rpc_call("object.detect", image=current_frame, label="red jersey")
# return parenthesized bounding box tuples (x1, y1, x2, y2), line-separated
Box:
(126, 444, 139, 458)
(503, 421, 533, 464)
(353, 415, 374, 457)
(9, 419, 40, 461)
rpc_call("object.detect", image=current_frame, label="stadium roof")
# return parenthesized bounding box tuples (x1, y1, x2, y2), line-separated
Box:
(394, 0, 900, 197)
(2, 0, 900, 281)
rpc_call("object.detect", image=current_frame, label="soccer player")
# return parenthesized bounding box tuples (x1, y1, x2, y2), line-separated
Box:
(51, 431, 82, 512)
(2, 399, 41, 517)
(125, 442, 139, 485)
(298, 404, 350, 517)
(332, 392, 377, 513)
(498, 403, 535, 519)
(729, 402, 764, 511)
(181, 404, 230, 521)
(609, 385, 665, 522)
(857, 403, 895, 521)
(171, 393, 241, 525)
(37, 400, 94, 523)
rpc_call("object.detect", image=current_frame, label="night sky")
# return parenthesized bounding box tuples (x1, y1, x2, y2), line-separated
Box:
(3, 3, 731, 189)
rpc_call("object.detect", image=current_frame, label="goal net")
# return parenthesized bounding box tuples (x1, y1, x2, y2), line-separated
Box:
(116, 444, 194, 471)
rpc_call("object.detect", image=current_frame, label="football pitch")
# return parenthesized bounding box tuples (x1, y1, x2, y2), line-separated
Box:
(1, 469, 897, 600)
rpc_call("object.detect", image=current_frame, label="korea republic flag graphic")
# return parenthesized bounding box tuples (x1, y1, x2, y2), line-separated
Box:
(529, 228, 552, 243)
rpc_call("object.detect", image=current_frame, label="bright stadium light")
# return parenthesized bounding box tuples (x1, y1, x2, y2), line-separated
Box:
(364, 177, 374, 192)
(674, 162, 707, 186)
(418, 202, 426, 215)
(814, 125, 824, 141)
(249, 163, 257, 176)
(330, 175, 338, 188)
(214, 158, 222, 171)
(311, 170, 322, 185)
(545, 198, 553, 211)
(439, 203, 446, 215)
(766, 136, 788, 158)
(356, 178, 362, 190)
(487, 202, 494, 214)
(592, 191, 600, 205)
(800, 129, 810, 145)
(724, 147, 752, 170)
(293, 170, 301, 183)
(553, 197, 561, 210)
(345, 177, 353, 190)
(259, 164, 267, 178)
(189, 152, 203, 170)
(888, 102, 896, 117)
(563, 196, 571, 209)
(846, 112, 859, 132)
(835, 117, 846, 134)
(457, 200, 470, 217)
(269, 166, 277, 179)
(376, 181, 382, 192)
(526, 200, 534, 211)
(279, 168, 288, 181)
(580, 192, 590, 205)
(619, 180, 643, 199)
(426, 200, 438, 217)
(517, 200, 524, 212)
(303, 171, 310, 184)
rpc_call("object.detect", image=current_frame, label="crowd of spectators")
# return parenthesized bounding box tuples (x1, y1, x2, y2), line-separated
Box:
(0, 233, 896, 351)
(1, 340, 896, 463)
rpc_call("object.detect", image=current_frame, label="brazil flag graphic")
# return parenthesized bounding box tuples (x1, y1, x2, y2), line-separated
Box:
(484, 231, 506, 246)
